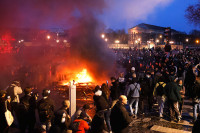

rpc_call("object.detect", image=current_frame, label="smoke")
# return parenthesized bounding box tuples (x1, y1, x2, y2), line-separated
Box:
(103, 0, 174, 28)
(0, 0, 115, 89)
(0, 0, 174, 89)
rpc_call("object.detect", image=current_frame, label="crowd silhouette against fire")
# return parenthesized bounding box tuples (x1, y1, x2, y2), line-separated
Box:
(1, 47, 200, 133)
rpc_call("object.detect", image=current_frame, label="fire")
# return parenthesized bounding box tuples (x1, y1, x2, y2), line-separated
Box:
(76, 69, 92, 83)
(60, 68, 93, 86)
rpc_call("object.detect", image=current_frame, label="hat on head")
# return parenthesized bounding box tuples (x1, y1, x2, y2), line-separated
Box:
(131, 67, 135, 71)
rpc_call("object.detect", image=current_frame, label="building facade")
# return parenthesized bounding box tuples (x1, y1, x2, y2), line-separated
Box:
(128, 23, 181, 48)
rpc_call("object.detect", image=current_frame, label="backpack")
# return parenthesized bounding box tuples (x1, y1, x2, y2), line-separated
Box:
(71, 120, 81, 132)
(127, 83, 137, 100)
(38, 100, 52, 119)
(156, 82, 165, 96)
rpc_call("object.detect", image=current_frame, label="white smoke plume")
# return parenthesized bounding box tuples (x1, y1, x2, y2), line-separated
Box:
(102, 0, 174, 28)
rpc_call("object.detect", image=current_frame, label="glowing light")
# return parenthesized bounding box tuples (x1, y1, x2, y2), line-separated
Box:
(138, 38, 141, 41)
(47, 35, 51, 40)
(149, 44, 155, 48)
(135, 40, 138, 43)
(18, 41, 21, 43)
(156, 39, 159, 43)
(169, 41, 174, 44)
(101, 34, 105, 38)
(56, 40, 60, 43)
(115, 40, 120, 43)
(196, 40, 199, 44)
(63, 40, 67, 43)
(105, 38, 108, 42)
(186, 38, 189, 42)
(159, 35, 162, 38)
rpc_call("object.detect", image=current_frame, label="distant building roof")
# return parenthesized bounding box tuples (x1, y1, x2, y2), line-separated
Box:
(129, 23, 180, 34)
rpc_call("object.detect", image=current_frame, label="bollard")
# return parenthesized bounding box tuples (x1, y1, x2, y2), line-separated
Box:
(69, 80, 76, 119)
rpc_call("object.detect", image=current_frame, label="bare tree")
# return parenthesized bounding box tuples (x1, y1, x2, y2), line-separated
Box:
(185, 2, 200, 27)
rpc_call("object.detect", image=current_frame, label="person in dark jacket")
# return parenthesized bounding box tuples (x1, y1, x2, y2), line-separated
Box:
(19, 87, 37, 133)
(0, 90, 11, 133)
(50, 100, 71, 133)
(191, 75, 200, 122)
(37, 89, 55, 132)
(141, 72, 154, 112)
(74, 104, 92, 123)
(165, 77, 181, 122)
(110, 95, 133, 133)
(90, 111, 106, 133)
(93, 85, 112, 132)
(192, 115, 200, 133)
(110, 77, 120, 108)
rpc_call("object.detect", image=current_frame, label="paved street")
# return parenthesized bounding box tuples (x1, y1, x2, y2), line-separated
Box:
(128, 99, 194, 133)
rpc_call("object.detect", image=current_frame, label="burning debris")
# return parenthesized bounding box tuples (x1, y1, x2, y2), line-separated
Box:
(60, 68, 94, 87)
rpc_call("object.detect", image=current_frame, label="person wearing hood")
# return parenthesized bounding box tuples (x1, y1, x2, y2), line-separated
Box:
(6, 81, 22, 103)
(165, 76, 181, 122)
(93, 85, 112, 133)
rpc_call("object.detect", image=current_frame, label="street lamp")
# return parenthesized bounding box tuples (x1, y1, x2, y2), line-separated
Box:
(169, 41, 174, 44)
(196, 40, 199, 44)
(156, 39, 159, 46)
(115, 40, 120, 43)
(101, 34, 105, 39)
(115, 40, 120, 49)
(47, 35, 51, 40)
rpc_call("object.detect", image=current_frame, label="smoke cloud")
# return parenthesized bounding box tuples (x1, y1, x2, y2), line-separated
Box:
(102, 0, 174, 29)
(0, 0, 115, 89)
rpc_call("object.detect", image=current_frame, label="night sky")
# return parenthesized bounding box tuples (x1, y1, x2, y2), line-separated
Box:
(100, 0, 199, 33)
(0, 0, 199, 34)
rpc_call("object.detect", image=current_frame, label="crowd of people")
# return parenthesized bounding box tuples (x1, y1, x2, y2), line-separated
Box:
(1, 47, 200, 133)
(91, 47, 200, 132)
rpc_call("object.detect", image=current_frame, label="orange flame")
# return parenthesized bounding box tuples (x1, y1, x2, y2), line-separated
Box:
(76, 69, 92, 83)
(60, 68, 93, 86)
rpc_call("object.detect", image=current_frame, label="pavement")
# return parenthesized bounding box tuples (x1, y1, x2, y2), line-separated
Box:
(127, 99, 194, 133)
